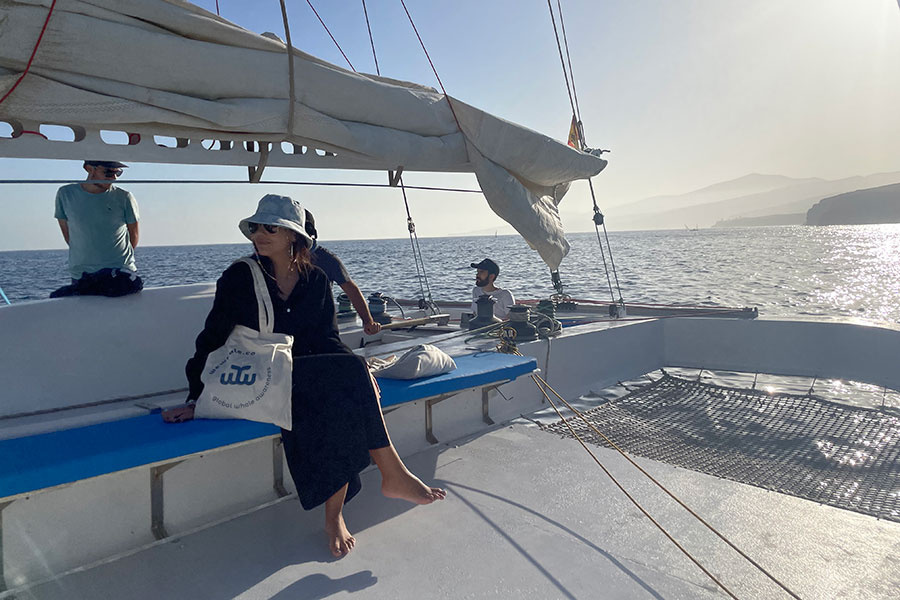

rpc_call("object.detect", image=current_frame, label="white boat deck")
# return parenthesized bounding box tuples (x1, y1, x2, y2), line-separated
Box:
(8, 420, 897, 600)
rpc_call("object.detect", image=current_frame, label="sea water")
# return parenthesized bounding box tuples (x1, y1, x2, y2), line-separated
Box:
(3, 224, 900, 408)
(3, 225, 900, 324)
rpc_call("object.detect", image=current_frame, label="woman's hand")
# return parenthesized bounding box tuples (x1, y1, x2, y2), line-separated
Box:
(162, 404, 196, 423)
(363, 321, 382, 335)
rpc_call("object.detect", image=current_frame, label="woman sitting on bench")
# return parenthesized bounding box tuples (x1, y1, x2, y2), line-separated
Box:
(162, 194, 445, 557)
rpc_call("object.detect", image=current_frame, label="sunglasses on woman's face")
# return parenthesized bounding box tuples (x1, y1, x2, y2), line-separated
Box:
(247, 222, 280, 235)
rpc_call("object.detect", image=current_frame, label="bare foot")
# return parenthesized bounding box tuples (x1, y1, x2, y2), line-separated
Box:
(325, 513, 356, 558)
(382, 470, 447, 505)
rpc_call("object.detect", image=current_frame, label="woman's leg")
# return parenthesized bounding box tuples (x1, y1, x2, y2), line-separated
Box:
(370, 444, 447, 504)
(366, 375, 446, 504)
(324, 483, 356, 557)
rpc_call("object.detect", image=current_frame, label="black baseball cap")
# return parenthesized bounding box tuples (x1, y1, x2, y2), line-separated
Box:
(470, 258, 499, 276)
(84, 160, 128, 169)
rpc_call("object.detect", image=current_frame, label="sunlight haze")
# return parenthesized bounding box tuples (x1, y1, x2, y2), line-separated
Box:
(1, 0, 898, 249)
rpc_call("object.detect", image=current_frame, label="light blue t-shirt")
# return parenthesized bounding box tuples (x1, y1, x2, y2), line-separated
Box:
(54, 184, 139, 279)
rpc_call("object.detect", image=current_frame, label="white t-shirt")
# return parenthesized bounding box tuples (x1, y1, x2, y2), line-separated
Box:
(471, 286, 515, 318)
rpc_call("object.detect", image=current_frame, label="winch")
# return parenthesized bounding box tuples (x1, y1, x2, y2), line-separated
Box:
(367, 292, 392, 325)
(336, 293, 356, 321)
(468, 294, 501, 330)
(506, 304, 537, 341)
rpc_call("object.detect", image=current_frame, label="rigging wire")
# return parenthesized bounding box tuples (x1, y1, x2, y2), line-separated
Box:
(520, 358, 802, 599)
(546, 0, 623, 304)
(523, 367, 740, 600)
(398, 0, 464, 134)
(0, 0, 58, 108)
(361, 0, 381, 76)
(0, 179, 484, 193)
(556, 0, 582, 124)
(398, 176, 437, 312)
(546, 0, 577, 123)
(305, 0, 357, 72)
(590, 179, 624, 303)
(360, 1, 438, 312)
(496, 333, 802, 598)
(591, 205, 617, 304)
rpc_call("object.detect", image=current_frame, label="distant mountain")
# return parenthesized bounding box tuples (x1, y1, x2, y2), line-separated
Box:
(806, 183, 900, 226)
(577, 171, 900, 231)
(612, 173, 822, 216)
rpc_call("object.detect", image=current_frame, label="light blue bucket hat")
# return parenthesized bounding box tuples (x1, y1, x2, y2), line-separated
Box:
(239, 194, 314, 248)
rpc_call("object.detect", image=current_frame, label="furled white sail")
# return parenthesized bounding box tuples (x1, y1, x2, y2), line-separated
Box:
(0, 0, 606, 269)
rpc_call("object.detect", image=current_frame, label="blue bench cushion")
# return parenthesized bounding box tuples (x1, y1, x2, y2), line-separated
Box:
(376, 352, 537, 408)
(0, 416, 280, 500)
(1, 352, 536, 499)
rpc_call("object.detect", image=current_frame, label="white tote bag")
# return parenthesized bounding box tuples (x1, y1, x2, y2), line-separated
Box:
(194, 258, 294, 430)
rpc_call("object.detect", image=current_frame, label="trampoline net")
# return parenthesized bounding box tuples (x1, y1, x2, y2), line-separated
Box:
(545, 373, 900, 522)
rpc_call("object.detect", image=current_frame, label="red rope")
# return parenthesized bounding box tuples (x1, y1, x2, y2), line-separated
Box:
(0, 0, 58, 107)
(14, 130, 48, 140)
(397, 0, 463, 135)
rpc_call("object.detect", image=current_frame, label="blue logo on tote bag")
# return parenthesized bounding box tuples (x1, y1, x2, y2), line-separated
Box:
(220, 364, 257, 385)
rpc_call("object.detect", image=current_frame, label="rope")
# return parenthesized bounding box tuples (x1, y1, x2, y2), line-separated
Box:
(526, 370, 740, 599)
(522, 355, 802, 599)
(0, 284, 10, 305)
(398, 0, 464, 135)
(399, 176, 437, 311)
(361, 0, 381, 76)
(0, 0, 58, 107)
(279, 0, 298, 140)
(0, 179, 484, 193)
(305, 0, 356, 72)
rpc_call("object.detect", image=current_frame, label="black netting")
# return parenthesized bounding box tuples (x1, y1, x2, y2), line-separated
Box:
(545, 374, 900, 522)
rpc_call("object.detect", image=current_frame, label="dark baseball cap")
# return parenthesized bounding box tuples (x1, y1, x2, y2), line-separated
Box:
(470, 258, 499, 276)
(84, 160, 129, 169)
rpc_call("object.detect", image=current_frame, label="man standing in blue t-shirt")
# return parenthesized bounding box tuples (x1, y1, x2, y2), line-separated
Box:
(305, 210, 381, 335)
(51, 160, 143, 297)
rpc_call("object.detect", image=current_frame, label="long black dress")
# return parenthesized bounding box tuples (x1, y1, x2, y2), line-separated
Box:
(185, 258, 389, 509)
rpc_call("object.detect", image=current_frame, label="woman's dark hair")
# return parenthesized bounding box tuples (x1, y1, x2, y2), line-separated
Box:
(304, 209, 318, 240)
(291, 235, 312, 274)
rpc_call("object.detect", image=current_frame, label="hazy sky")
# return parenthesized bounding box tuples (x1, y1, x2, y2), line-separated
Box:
(1, 0, 898, 250)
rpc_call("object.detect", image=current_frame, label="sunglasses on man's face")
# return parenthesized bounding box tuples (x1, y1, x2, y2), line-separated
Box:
(247, 222, 280, 235)
(95, 168, 123, 178)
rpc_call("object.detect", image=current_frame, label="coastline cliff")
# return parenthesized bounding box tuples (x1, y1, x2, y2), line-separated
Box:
(806, 183, 900, 226)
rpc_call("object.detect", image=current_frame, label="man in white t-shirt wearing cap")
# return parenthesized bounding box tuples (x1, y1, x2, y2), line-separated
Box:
(470, 258, 515, 319)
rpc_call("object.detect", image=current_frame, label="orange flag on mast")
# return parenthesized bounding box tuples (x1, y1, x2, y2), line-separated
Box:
(566, 114, 581, 150)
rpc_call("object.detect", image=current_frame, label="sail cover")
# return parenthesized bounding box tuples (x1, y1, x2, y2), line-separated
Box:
(0, 0, 606, 269)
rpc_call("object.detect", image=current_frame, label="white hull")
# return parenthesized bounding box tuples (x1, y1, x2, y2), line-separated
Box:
(2, 287, 899, 598)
